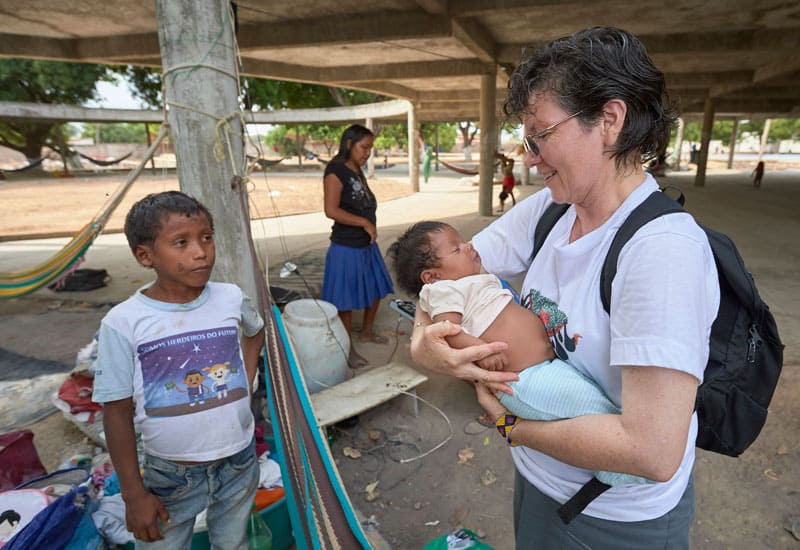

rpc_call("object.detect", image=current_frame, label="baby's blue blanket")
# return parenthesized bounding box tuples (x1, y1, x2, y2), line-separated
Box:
(499, 359, 652, 487)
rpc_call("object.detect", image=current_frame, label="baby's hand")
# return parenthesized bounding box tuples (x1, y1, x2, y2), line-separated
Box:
(476, 351, 508, 372)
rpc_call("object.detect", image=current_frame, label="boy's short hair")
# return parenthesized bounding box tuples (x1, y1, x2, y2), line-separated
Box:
(387, 221, 449, 297)
(124, 191, 213, 250)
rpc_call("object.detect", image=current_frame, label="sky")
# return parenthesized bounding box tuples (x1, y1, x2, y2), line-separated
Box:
(88, 79, 142, 109)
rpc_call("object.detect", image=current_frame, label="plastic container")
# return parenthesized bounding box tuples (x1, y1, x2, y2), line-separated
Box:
(281, 299, 349, 394)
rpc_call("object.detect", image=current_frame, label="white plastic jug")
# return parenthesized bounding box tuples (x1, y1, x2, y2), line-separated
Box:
(281, 299, 350, 394)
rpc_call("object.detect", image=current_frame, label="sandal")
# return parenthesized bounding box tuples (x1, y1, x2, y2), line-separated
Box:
(348, 351, 369, 369)
(360, 333, 389, 345)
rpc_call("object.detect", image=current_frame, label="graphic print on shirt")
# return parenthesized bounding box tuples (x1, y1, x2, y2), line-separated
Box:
(348, 174, 373, 205)
(521, 288, 581, 361)
(137, 327, 247, 417)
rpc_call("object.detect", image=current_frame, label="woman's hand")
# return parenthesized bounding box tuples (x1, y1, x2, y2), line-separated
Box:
(410, 318, 518, 390)
(474, 382, 506, 421)
(363, 221, 377, 243)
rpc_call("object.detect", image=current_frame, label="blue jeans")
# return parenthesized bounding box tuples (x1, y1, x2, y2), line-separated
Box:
(136, 439, 258, 550)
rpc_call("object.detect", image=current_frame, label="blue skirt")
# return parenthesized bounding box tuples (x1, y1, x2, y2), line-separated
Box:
(321, 242, 394, 312)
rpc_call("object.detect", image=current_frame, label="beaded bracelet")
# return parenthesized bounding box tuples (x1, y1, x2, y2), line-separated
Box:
(495, 412, 521, 447)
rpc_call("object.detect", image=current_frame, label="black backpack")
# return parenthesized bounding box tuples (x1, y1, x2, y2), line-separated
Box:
(531, 189, 784, 523)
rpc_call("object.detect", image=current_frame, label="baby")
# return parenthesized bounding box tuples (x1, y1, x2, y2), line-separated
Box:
(387, 221, 651, 487)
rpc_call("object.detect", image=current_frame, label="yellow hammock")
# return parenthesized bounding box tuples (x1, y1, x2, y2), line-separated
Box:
(0, 126, 168, 299)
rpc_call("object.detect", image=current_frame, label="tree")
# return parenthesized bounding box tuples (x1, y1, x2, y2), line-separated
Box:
(0, 59, 111, 159)
(458, 121, 478, 159)
(81, 122, 148, 143)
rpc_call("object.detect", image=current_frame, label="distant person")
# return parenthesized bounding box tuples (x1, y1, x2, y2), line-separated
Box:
(93, 191, 265, 547)
(497, 153, 517, 212)
(752, 160, 765, 188)
(321, 124, 395, 368)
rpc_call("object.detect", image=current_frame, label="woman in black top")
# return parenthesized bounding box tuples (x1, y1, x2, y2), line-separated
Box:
(321, 124, 394, 367)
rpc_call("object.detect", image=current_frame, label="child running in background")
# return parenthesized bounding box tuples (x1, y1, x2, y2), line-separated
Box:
(387, 221, 651, 487)
(92, 191, 265, 548)
(752, 160, 765, 188)
(497, 153, 517, 212)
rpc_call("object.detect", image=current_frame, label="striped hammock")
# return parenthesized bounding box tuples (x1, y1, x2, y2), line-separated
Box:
(0, 126, 168, 300)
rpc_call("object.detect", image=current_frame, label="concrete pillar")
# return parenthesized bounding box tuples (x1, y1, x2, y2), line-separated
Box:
(434, 124, 440, 171)
(520, 162, 530, 185)
(758, 118, 772, 163)
(727, 118, 739, 169)
(407, 105, 420, 192)
(479, 70, 497, 216)
(155, 0, 259, 303)
(694, 98, 714, 188)
(365, 117, 375, 178)
(673, 117, 684, 171)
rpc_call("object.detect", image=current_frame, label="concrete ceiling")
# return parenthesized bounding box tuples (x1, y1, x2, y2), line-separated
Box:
(2, 0, 799, 122)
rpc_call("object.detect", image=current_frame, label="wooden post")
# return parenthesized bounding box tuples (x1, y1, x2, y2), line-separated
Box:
(155, 0, 259, 303)
(479, 70, 497, 216)
(695, 98, 714, 188)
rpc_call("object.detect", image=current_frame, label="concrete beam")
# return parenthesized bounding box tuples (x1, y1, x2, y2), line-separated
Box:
(324, 60, 493, 84)
(0, 34, 78, 61)
(236, 13, 450, 50)
(414, 0, 447, 14)
(451, 17, 496, 63)
(0, 100, 411, 125)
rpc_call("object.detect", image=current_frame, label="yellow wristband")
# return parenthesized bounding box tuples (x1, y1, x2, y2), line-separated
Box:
(495, 412, 521, 447)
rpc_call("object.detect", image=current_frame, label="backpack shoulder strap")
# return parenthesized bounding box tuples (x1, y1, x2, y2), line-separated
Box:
(530, 202, 570, 265)
(600, 190, 685, 313)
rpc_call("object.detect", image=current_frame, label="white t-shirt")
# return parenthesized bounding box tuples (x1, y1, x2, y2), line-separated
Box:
(418, 274, 512, 337)
(472, 175, 719, 522)
(93, 282, 264, 462)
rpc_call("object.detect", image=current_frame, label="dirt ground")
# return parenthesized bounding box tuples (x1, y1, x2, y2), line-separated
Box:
(1, 163, 798, 549)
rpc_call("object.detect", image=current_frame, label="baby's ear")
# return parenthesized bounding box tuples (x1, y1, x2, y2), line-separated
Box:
(420, 269, 437, 284)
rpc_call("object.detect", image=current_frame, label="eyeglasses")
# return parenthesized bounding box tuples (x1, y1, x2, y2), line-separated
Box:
(522, 110, 585, 157)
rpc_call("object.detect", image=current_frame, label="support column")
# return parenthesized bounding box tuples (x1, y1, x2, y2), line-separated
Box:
(727, 118, 739, 169)
(479, 70, 497, 216)
(520, 161, 530, 185)
(407, 105, 420, 192)
(155, 0, 258, 302)
(365, 117, 375, 178)
(758, 118, 772, 163)
(694, 98, 714, 188)
(672, 117, 684, 171)
(434, 124, 440, 171)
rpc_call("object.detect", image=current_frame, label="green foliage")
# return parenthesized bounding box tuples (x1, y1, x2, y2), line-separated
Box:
(420, 123, 457, 151)
(675, 118, 800, 148)
(115, 65, 161, 107)
(81, 123, 149, 143)
(373, 123, 408, 152)
(0, 59, 111, 158)
(245, 79, 382, 110)
(766, 118, 800, 141)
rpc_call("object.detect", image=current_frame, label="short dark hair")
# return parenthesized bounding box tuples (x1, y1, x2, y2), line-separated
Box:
(124, 191, 213, 250)
(504, 26, 677, 168)
(386, 221, 449, 297)
(332, 124, 374, 163)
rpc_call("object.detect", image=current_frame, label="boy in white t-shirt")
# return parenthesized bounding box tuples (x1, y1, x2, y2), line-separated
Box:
(92, 191, 265, 548)
(387, 221, 650, 486)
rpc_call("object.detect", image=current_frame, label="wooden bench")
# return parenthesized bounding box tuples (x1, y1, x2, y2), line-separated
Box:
(310, 362, 428, 427)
